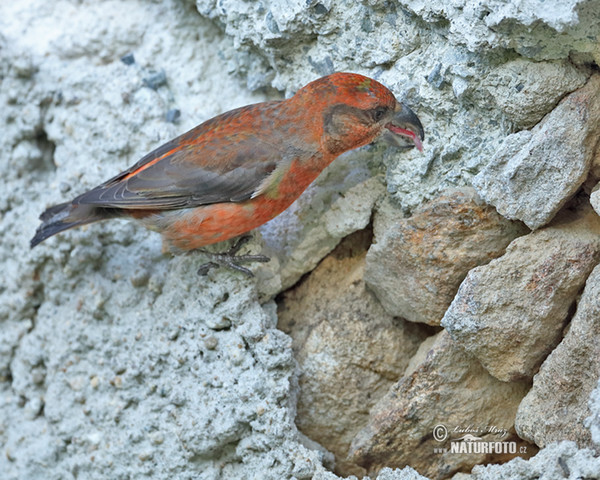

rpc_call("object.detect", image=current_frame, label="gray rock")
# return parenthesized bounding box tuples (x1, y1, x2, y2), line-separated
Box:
(365, 188, 528, 325)
(590, 183, 600, 217)
(470, 441, 600, 480)
(587, 379, 600, 448)
(402, 0, 600, 63)
(257, 164, 386, 300)
(515, 263, 600, 449)
(349, 331, 530, 480)
(442, 205, 600, 382)
(482, 59, 588, 129)
(374, 467, 432, 480)
(278, 231, 429, 477)
(473, 75, 600, 230)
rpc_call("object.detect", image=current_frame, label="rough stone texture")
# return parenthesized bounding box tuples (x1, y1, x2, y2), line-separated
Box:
(3, 0, 600, 478)
(585, 140, 600, 218)
(1, 253, 318, 479)
(348, 331, 531, 479)
(365, 188, 528, 325)
(588, 379, 600, 448)
(278, 230, 431, 477)
(515, 263, 600, 450)
(376, 468, 432, 480)
(591, 183, 600, 217)
(403, 1, 600, 63)
(472, 75, 600, 230)
(442, 204, 600, 382)
(481, 59, 588, 129)
(469, 441, 600, 480)
(257, 170, 387, 299)
(195, 0, 600, 81)
(378, 48, 592, 217)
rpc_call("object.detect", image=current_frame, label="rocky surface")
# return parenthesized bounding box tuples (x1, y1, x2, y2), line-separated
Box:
(591, 184, 600, 217)
(472, 75, 600, 230)
(349, 331, 531, 479)
(403, 0, 600, 63)
(365, 188, 527, 325)
(481, 59, 588, 129)
(278, 230, 431, 476)
(469, 441, 600, 480)
(442, 204, 600, 382)
(588, 380, 600, 448)
(258, 170, 387, 299)
(2, 0, 600, 479)
(515, 263, 600, 449)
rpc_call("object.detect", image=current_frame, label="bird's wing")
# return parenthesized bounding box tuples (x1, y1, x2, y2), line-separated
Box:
(73, 103, 292, 210)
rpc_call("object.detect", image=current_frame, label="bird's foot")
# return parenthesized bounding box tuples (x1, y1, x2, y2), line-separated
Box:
(197, 236, 270, 277)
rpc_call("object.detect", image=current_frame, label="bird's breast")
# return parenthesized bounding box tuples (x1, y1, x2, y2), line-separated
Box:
(159, 155, 333, 251)
(269, 156, 328, 199)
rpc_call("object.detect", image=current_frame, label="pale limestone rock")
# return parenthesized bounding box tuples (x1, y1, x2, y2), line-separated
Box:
(258, 172, 386, 299)
(515, 264, 600, 449)
(349, 331, 531, 480)
(482, 59, 588, 129)
(590, 184, 600, 217)
(402, 0, 600, 63)
(365, 188, 527, 325)
(442, 205, 600, 382)
(588, 379, 600, 448)
(473, 75, 600, 230)
(376, 467, 432, 480)
(470, 441, 600, 479)
(278, 230, 429, 477)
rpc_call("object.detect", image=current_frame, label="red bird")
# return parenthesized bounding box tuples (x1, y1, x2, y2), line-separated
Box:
(31, 72, 424, 275)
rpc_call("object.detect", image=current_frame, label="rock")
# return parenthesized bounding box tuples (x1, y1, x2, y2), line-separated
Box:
(349, 331, 531, 479)
(590, 183, 600, 217)
(482, 59, 588, 129)
(196, 0, 422, 90)
(515, 263, 600, 449)
(257, 166, 386, 300)
(365, 188, 528, 325)
(278, 230, 430, 477)
(442, 204, 600, 382)
(375, 467, 432, 480)
(402, 0, 600, 63)
(588, 379, 600, 447)
(473, 75, 600, 230)
(469, 441, 600, 480)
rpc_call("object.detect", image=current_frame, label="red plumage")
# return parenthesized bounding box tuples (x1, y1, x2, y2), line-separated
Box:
(32, 72, 424, 258)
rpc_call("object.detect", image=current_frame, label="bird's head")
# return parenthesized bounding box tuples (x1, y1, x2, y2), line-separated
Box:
(296, 72, 424, 155)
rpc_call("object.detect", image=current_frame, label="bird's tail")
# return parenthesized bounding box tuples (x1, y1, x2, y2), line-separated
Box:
(30, 202, 112, 248)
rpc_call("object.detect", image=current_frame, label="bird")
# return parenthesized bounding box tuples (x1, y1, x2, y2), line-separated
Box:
(31, 72, 424, 275)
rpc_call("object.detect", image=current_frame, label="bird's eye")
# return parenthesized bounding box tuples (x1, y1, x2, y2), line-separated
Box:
(372, 107, 386, 121)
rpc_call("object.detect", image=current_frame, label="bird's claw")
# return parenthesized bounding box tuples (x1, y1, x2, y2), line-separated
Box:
(197, 236, 270, 277)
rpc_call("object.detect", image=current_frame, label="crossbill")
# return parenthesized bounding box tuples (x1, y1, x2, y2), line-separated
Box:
(31, 72, 424, 274)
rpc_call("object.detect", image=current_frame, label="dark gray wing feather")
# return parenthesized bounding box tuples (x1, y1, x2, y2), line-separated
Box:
(73, 122, 286, 210)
